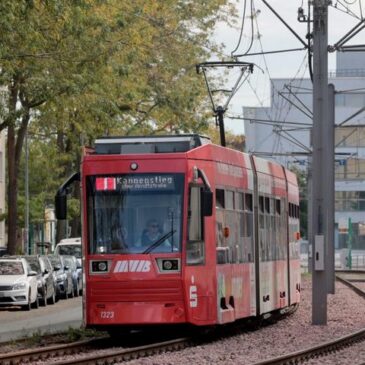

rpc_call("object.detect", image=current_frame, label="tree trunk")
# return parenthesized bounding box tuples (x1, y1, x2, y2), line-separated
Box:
(7, 108, 30, 255)
(7, 125, 18, 254)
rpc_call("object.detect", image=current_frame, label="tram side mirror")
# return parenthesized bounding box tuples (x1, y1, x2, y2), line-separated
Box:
(55, 194, 67, 220)
(201, 189, 213, 217)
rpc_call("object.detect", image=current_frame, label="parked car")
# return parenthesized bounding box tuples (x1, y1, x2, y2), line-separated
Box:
(63, 256, 82, 297)
(54, 238, 82, 267)
(47, 255, 73, 299)
(0, 258, 38, 310)
(24, 255, 56, 306)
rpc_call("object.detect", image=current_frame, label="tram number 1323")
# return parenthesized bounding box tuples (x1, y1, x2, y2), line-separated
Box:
(100, 311, 115, 319)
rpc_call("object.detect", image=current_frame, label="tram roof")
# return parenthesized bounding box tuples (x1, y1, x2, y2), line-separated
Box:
(94, 134, 211, 155)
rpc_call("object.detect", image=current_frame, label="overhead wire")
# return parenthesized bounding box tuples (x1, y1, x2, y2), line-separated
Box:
(231, 0, 248, 55)
(331, 0, 361, 19)
(231, 0, 255, 56)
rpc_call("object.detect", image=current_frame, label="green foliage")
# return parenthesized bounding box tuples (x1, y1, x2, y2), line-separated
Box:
(66, 326, 103, 342)
(1, 0, 236, 239)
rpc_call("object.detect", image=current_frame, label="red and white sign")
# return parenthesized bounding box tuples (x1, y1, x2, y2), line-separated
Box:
(96, 177, 116, 191)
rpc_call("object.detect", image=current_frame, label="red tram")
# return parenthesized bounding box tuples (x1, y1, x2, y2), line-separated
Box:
(55, 134, 300, 331)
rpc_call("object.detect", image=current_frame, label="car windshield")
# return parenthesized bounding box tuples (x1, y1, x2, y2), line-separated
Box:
(58, 245, 82, 258)
(26, 258, 41, 273)
(48, 256, 61, 268)
(0, 261, 24, 275)
(87, 173, 184, 254)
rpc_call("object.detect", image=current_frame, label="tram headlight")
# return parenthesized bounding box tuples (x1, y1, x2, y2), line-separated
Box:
(163, 260, 173, 270)
(98, 262, 107, 271)
(162, 259, 179, 271)
(156, 258, 180, 273)
(91, 260, 109, 273)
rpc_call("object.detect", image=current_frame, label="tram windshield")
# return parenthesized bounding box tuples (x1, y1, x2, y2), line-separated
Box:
(86, 173, 184, 254)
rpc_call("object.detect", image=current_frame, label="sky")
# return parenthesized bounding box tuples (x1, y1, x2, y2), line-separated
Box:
(211, 0, 365, 134)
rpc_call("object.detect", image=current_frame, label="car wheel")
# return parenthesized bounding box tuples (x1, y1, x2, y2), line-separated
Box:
(48, 289, 56, 305)
(42, 287, 48, 307)
(69, 284, 74, 299)
(32, 295, 39, 309)
(63, 281, 69, 299)
(74, 283, 79, 297)
(22, 291, 32, 311)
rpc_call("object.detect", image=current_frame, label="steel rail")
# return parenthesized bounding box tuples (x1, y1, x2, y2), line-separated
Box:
(253, 274, 365, 365)
(53, 337, 191, 365)
(336, 274, 365, 299)
(1, 276, 363, 365)
(0, 337, 107, 365)
(252, 328, 365, 365)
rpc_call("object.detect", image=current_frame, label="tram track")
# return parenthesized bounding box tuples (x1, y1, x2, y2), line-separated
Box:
(336, 270, 365, 299)
(252, 272, 365, 365)
(0, 335, 192, 365)
(1, 273, 364, 365)
(253, 328, 365, 365)
(0, 337, 108, 365)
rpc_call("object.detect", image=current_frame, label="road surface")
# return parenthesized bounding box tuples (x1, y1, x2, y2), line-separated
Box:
(0, 297, 82, 342)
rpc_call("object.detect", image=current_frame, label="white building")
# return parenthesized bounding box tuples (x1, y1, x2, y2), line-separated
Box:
(244, 52, 365, 250)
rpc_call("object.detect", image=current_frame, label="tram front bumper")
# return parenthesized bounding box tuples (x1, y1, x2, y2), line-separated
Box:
(88, 301, 186, 325)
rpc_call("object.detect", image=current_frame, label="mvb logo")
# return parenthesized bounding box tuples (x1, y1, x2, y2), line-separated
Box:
(114, 260, 151, 273)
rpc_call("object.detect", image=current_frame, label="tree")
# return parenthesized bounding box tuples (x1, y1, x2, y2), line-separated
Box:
(2, 1, 235, 253)
(0, 1, 125, 253)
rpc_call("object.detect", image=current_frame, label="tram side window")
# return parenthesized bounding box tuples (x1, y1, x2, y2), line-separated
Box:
(236, 191, 245, 263)
(270, 199, 276, 260)
(275, 199, 283, 260)
(259, 195, 266, 261)
(259, 196, 264, 213)
(225, 190, 237, 264)
(186, 186, 205, 265)
(216, 189, 225, 208)
(244, 193, 254, 262)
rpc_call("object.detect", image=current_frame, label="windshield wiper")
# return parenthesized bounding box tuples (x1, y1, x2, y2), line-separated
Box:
(142, 230, 176, 254)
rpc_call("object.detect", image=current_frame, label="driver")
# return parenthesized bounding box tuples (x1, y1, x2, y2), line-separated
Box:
(141, 219, 163, 246)
(138, 219, 172, 251)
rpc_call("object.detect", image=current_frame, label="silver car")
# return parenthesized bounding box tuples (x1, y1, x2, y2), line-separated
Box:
(47, 255, 73, 299)
(63, 255, 82, 297)
(0, 258, 38, 310)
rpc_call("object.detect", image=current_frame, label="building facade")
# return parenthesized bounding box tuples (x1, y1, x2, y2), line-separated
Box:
(244, 52, 365, 250)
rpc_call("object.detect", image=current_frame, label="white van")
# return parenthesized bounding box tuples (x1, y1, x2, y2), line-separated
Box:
(54, 238, 82, 267)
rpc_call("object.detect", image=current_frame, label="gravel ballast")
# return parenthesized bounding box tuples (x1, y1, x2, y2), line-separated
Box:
(120, 274, 365, 365)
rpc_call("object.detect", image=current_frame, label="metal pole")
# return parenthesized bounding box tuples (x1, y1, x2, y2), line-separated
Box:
(25, 130, 29, 254)
(217, 106, 226, 147)
(348, 217, 352, 269)
(326, 84, 335, 294)
(311, 0, 328, 325)
(307, 157, 312, 273)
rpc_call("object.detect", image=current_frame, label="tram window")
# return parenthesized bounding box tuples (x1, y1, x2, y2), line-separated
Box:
(265, 197, 270, 214)
(276, 199, 281, 215)
(245, 193, 253, 211)
(296, 205, 300, 218)
(259, 196, 264, 212)
(246, 212, 253, 238)
(187, 186, 205, 265)
(236, 192, 244, 211)
(289, 203, 292, 217)
(216, 189, 225, 208)
(271, 215, 276, 259)
(226, 191, 234, 210)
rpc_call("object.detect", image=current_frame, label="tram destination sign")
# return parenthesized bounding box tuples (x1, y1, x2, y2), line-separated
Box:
(96, 175, 175, 191)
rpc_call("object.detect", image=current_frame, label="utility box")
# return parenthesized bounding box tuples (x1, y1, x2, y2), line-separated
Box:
(314, 235, 324, 271)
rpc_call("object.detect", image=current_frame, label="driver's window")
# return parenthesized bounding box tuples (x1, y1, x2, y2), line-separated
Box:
(186, 185, 205, 265)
